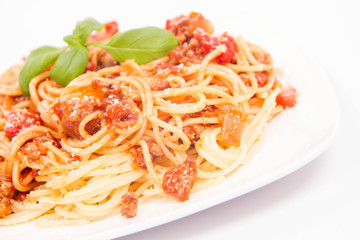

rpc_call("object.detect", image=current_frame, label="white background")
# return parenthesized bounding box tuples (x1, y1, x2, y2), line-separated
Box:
(0, 0, 359, 239)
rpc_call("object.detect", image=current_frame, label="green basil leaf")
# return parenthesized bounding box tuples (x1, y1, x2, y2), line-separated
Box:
(50, 46, 89, 86)
(19, 46, 64, 96)
(91, 27, 178, 65)
(63, 35, 82, 47)
(65, 17, 103, 46)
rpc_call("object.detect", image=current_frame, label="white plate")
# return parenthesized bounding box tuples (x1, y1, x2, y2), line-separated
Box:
(0, 11, 338, 240)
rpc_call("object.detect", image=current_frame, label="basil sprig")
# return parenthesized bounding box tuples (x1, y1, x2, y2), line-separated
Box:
(19, 18, 178, 96)
(19, 46, 64, 96)
(90, 27, 178, 65)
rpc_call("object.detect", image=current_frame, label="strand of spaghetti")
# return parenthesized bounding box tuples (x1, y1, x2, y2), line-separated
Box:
(11, 100, 29, 110)
(196, 75, 213, 87)
(134, 180, 155, 196)
(60, 132, 113, 156)
(39, 169, 145, 204)
(153, 86, 237, 106)
(198, 44, 227, 82)
(256, 70, 276, 93)
(43, 142, 69, 164)
(29, 71, 50, 106)
(45, 153, 131, 189)
(74, 186, 127, 216)
(37, 101, 65, 138)
(82, 190, 112, 204)
(78, 111, 103, 139)
(43, 80, 63, 96)
(38, 80, 56, 102)
(55, 206, 83, 219)
(162, 114, 184, 143)
(114, 113, 144, 136)
(227, 63, 272, 73)
(139, 140, 161, 187)
(123, 59, 145, 77)
(154, 92, 207, 114)
(0, 65, 23, 96)
(84, 164, 133, 177)
(196, 133, 247, 179)
(97, 65, 123, 76)
(96, 116, 147, 154)
(243, 88, 280, 148)
(0, 203, 55, 226)
(150, 111, 178, 164)
(148, 114, 191, 152)
(236, 36, 260, 65)
(195, 128, 238, 169)
(183, 117, 219, 126)
(5, 125, 51, 173)
(204, 64, 246, 95)
(60, 72, 100, 96)
(167, 75, 186, 88)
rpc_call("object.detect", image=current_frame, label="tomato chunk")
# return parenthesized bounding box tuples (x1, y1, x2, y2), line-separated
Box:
(4, 109, 42, 138)
(193, 28, 236, 64)
(220, 113, 242, 146)
(255, 72, 269, 87)
(87, 21, 119, 42)
(104, 21, 119, 36)
(162, 158, 197, 201)
(276, 87, 297, 108)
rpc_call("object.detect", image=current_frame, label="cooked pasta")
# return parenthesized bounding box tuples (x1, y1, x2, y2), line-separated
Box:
(0, 12, 296, 227)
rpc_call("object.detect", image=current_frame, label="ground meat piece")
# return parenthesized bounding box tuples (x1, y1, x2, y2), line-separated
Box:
(53, 96, 101, 139)
(0, 176, 14, 217)
(4, 109, 42, 138)
(148, 141, 163, 158)
(168, 37, 204, 65)
(105, 98, 139, 129)
(129, 146, 147, 169)
(92, 79, 140, 129)
(94, 49, 119, 70)
(166, 12, 214, 44)
(20, 133, 57, 162)
(14, 191, 27, 202)
(150, 79, 170, 91)
(0, 195, 11, 217)
(129, 141, 163, 169)
(120, 192, 138, 218)
(21, 141, 42, 162)
(0, 178, 14, 198)
(183, 124, 205, 144)
(162, 158, 197, 201)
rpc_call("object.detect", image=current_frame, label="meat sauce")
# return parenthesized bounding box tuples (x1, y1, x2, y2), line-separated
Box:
(166, 12, 236, 65)
(53, 79, 141, 139)
(120, 192, 138, 218)
(4, 109, 43, 139)
(0, 174, 13, 217)
(162, 158, 197, 201)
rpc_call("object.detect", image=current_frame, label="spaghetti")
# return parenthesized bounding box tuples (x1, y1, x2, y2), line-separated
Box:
(0, 12, 296, 227)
